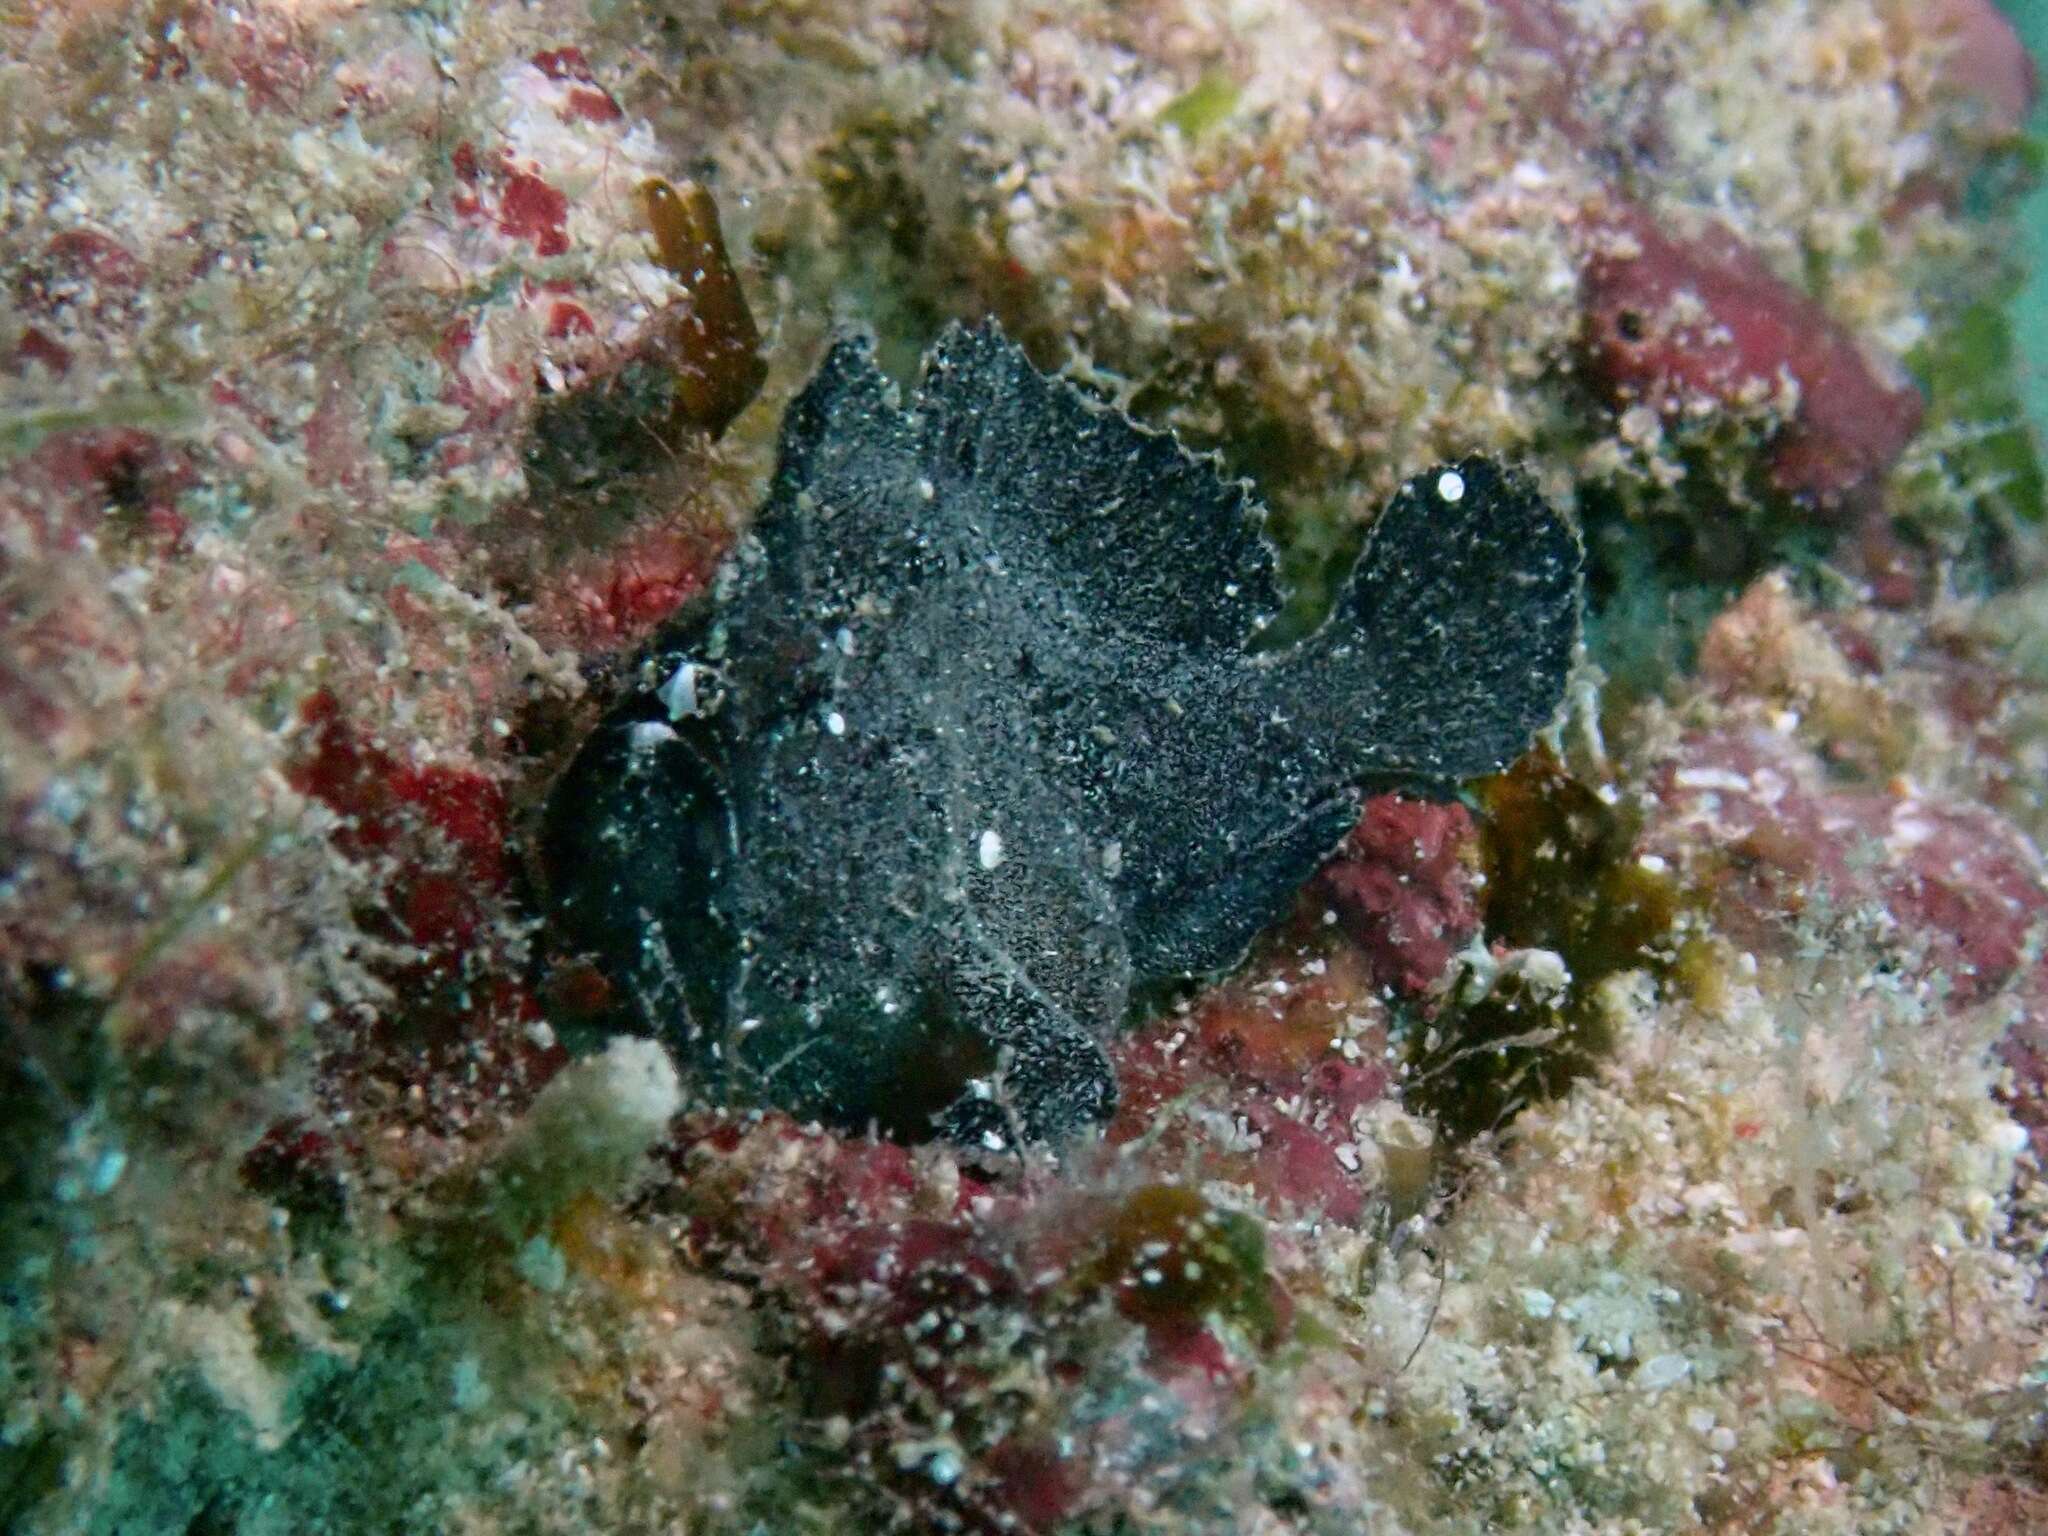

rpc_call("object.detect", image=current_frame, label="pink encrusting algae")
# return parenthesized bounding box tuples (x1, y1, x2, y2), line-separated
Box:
(3, 2, 2048, 1534)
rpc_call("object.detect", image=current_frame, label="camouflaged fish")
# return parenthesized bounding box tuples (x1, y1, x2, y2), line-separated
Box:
(542, 323, 1581, 1143)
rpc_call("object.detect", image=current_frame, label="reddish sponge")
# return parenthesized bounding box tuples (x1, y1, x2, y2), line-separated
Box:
(1312, 793, 1482, 997)
(1583, 206, 1923, 502)
(289, 692, 518, 1013)
(1925, 0, 2038, 143)
(1647, 724, 2047, 1005)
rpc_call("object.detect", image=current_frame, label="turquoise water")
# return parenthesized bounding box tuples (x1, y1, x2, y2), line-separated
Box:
(2019, 5, 2047, 444)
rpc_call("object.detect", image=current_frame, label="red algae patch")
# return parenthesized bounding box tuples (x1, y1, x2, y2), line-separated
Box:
(1583, 205, 1924, 503)
(1313, 793, 1484, 997)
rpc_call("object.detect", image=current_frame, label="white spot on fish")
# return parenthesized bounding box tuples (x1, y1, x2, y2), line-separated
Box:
(658, 662, 704, 720)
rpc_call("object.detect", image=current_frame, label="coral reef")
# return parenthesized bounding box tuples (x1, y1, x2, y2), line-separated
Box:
(2, 1, 2046, 1533)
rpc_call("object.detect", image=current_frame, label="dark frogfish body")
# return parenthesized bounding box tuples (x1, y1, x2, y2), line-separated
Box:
(542, 324, 1582, 1143)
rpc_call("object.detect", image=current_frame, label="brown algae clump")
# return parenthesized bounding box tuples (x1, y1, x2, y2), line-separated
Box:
(1091, 1183, 1273, 1337)
(1406, 749, 1686, 1143)
(641, 177, 768, 438)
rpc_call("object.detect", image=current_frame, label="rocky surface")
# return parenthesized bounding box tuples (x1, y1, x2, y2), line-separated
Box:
(2, 3, 2046, 1533)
